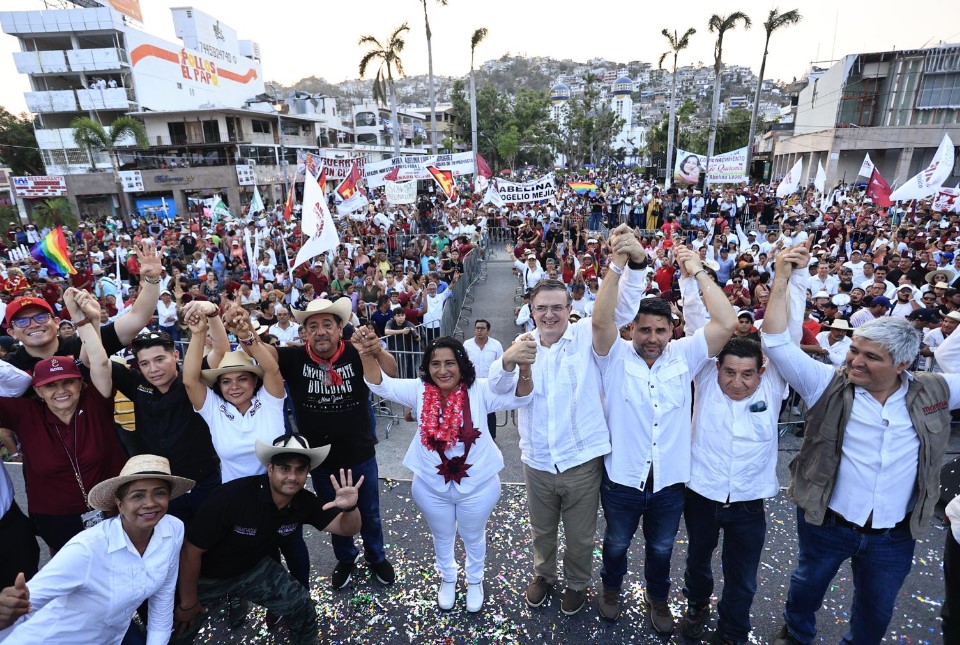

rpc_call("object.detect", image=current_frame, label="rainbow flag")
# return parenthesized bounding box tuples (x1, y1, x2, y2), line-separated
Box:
(569, 182, 598, 194)
(31, 226, 76, 276)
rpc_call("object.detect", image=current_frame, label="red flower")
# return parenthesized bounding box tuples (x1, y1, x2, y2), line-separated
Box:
(436, 456, 471, 484)
(460, 425, 482, 448)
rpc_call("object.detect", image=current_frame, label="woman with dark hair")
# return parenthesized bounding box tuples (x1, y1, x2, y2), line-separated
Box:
(358, 333, 534, 613)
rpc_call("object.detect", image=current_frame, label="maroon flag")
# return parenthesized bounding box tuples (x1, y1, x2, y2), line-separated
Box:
(866, 168, 893, 208)
(476, 154, 493, 179)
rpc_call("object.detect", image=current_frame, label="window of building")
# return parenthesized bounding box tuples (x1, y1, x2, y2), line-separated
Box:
(917, 72, 960, 109)
(251, 120, 272, 134)
(281, 121, 300, 136)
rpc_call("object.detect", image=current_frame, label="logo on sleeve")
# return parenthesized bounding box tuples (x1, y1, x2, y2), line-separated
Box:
(922, 400, 948, 415)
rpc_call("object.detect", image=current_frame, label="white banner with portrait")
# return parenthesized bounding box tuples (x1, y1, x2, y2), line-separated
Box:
(674, 147, 748, 186)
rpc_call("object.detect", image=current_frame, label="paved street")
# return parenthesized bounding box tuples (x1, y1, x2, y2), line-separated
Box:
(7, 245, 952, 643)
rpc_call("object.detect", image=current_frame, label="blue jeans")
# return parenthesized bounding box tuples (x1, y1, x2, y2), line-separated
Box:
(599, 471, 685, 599)
(682, 489, 767, 641)
(784, 507, 915, 644)
(159, 324, 180, 343)
(589, 212, 602, 230)
(311, 455, 386, 565)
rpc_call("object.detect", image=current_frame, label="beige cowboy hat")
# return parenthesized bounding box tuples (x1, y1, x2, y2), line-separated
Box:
(200, 350, 264, 387)
(292, 298, 352, 325)
(824, 318, 852, 331)
(87, 455, 195, 512)
(255, 434, 331, 470)
(250, 320, 271, 337)
(926, 268, 956, 284)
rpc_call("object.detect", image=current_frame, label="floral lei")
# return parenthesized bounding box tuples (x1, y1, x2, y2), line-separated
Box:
(420, 383, 482, 484)
(420, 383, 466, 452)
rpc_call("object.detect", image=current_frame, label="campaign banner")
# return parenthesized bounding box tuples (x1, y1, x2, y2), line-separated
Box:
(296, 150, 369, 181)
(119, 170, 144, 193)
(933, 187, 960, 214)
(385, 180, 417, 205)
(235, 164, 256, 186)
(365, 152, 476, 188)
(674, 147, 749, 185)
(490, 173, 556, 204)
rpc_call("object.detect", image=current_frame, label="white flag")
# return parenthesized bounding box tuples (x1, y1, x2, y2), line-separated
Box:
(776, 159, 803, 198)
(890, 134, 956, 201)
(858, 153, 875, 178)
(249, 184, 265, 216)
(294, 172, 340, 269)
(211, 195, 235, 222)
(482, 183, 505, 207)
(814, 160, 827, 193)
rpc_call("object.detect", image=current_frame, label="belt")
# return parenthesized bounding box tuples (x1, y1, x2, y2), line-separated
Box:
(825, 509, 910, 535)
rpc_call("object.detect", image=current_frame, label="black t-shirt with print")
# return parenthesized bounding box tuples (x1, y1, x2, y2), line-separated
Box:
(276, 342, 374, 469)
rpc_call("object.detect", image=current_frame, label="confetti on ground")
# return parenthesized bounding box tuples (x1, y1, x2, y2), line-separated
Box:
(196, 484, 947, 644)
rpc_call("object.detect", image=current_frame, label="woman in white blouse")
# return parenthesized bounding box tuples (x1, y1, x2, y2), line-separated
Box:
(359, 334, 534, 613)
(0, 454, 194, 645)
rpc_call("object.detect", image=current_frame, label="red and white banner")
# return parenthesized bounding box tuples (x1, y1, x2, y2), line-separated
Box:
(933, 187, 960, 214)
(13, 175, 66, 198)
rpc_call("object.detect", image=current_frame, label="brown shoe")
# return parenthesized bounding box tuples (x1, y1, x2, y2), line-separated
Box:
(560, 587, 586, 615)
(643, 589, 674, 634)
(597, 586, 621, 622)
(525, 575, 552, 608)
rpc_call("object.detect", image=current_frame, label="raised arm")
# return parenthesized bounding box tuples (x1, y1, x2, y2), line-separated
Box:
(230, 314, 285, 399)
(184, 301, 229, 368)
(352, 323, 400, 378)
(181, 315, 209, 411)
(592, 231, 630, 356)
(114, 239, 162, 344)
(66, 288, 112, 398)
(675, 246, 737, 356)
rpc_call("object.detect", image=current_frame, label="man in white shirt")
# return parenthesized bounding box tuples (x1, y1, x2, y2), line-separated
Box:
(922, 311, 960, 373)
(156, 290, 180, 341)
(764, 245, 960, 645)
(514, 253, 544, 290)
(842, 249, 867, 284)
(422, 276, 456, 346)
(807, 262, 839, 296)
(268, 307, 302, 347)
(591, 243, 737, 632)
(815, 319, 853, 366)
(487, 225, 647, 618)
(463, 319, 504, 439)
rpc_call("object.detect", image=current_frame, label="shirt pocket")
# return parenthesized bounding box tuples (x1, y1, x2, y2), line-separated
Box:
(649, 361, 689, 412)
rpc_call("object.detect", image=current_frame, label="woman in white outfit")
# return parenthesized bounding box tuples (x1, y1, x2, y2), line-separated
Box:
(0, 455, 194, 644)
(359, 334, 534, 612)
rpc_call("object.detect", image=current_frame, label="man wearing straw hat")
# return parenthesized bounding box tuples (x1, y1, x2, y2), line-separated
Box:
(246, 297, 399, 590)
(171, 433, 361, 644)
(814, 319, 852, 367)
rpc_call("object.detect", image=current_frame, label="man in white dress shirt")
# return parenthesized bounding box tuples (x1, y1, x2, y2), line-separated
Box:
(268, 307, 302, 347)
(463, 319, 504, 439)
(487, 225, 647, 617)
(591, 244, 737, 632)
(764, 244, 960, 645)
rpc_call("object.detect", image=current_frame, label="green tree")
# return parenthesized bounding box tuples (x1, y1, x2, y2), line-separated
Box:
(71, 115, 148, 222)
(359, 23, 410, 157)
(496, 125, 520, 171)
(30, 197, 78, 230)
(658, 27, 697, 185)
(450, 80, 471, 135)
(706, 12, 752, 164)
(0, 107, 43, 176)
(747, 8, 801, 167)
(0, 205, 22, 238)
(418, 0, 448, 154)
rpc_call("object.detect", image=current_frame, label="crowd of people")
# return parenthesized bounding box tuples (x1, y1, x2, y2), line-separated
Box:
(0, 167, 957, 643)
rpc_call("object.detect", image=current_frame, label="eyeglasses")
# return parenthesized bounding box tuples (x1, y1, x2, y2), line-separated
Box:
(533, 304, 569, 314)
(11, 312, 51, 328)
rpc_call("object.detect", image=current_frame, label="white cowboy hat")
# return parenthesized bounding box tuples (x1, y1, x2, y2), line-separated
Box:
(87, 455, 194, 512)
(926, 268, 957, 284)
(292, 298, 352, 325)
(255, 434, 331, 470)
(200, 350, 265, 387)
(825, 319, 852, 331)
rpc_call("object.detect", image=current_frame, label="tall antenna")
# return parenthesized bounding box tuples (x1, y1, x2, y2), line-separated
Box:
(830, 9, 839, 61)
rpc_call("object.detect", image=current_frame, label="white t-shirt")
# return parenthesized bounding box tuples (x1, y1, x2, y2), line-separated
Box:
(196, 386, 286, 482)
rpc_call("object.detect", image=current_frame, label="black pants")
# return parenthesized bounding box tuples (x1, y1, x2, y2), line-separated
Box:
(487, 412, 497, 441)
(0, 502, 39, 586)
(30, 510, 83, 555)
(944, 530, 960, 641)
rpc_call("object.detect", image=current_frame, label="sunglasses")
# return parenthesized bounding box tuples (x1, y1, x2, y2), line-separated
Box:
(12, 312, 51, 328)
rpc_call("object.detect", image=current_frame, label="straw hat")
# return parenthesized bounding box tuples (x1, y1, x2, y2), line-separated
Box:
(926, 268, 956, 285)
(200, 350, 264, 387)
(255, 434, 331, 470)
(87, 455, 194, 512)
(824, 319, 852, 332)
(292, 298, 352, 325)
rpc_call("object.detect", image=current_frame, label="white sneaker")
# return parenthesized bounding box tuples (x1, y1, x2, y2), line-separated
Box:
(438, 580, 456, 611)
(466, 582, 484, 612)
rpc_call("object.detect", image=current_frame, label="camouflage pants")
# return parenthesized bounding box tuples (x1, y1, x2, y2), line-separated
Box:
(171, 556, 318, 644)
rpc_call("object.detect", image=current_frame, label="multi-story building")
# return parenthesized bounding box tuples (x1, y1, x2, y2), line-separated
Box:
(772, 43, 960, 187)
(1, 1, 425, 220)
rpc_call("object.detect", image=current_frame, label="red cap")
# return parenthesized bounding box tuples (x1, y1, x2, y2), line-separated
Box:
(5, 296, 55, 326)
(32, 356, 82, 387)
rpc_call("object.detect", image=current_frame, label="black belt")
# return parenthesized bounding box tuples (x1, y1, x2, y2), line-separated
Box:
(825, 509, 910, 535)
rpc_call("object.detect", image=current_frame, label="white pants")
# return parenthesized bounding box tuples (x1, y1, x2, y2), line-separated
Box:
(411, 474, 501, 584)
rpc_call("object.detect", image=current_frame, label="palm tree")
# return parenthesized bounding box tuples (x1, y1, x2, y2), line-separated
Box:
(469, 27, 488, 174)
(419, 0, 448, 154)
(706, 12, 752, 168)
(747, 8, 802, 169)
(30, 197, 78, 230)
(658, 27, 696, 188)
(70, 115, 148, 222)
(359, 23, 410, 157)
